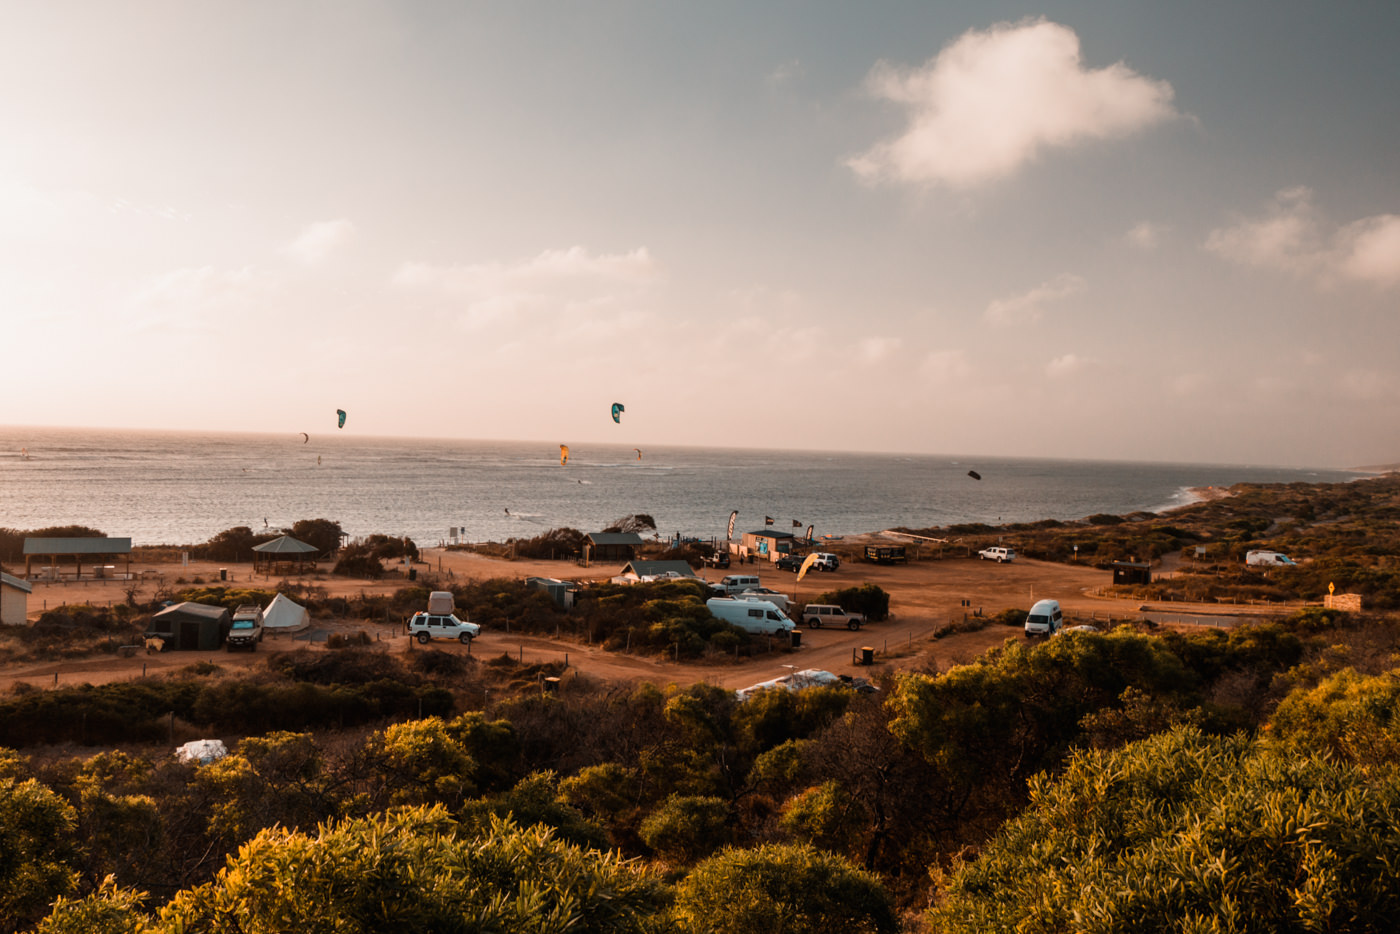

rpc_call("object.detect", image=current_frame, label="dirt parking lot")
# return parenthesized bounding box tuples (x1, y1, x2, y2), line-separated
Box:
(2, 546, 1289, 694)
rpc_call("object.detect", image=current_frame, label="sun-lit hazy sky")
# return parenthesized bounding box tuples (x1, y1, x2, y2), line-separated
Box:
(3, 2, 1398, 468)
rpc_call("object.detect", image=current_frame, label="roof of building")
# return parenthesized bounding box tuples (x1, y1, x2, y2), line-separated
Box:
(619, 560, 698, 579)
(152, 601, 231, 622)
(252, 535, 319, 554)
(1, 572, 32, 594)
(23, 537, 133, 555)
(745, 529, 795, 539)
(586, 532, 645, 546)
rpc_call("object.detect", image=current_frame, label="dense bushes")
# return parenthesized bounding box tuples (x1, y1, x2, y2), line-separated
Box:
(813, 584, 890, 622)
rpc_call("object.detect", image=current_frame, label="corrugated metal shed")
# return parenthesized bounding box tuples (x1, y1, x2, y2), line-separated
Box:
(24, 537, 132, 555)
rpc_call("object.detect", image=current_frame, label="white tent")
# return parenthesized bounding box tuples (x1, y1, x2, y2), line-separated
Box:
(263, 593, 309, 633)
(176, 739, 228, 765)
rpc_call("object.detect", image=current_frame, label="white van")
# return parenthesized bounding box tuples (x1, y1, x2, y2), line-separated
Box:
(706, 597, 796, 635)
(1024, 599, 1063, 637)
(716, 574, 761, 595)
(1246, 550, 1297, 567)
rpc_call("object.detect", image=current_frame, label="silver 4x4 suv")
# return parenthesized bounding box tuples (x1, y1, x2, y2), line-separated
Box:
(801, 604, 865, 630)
(408, 612, 481, 645)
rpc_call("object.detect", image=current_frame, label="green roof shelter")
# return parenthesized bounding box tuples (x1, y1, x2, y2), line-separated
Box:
(23, 537, 132, 580)
(252, 535, 320, 573)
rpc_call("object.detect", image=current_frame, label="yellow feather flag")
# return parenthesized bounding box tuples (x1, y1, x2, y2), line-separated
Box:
(796, 552, 821, 582)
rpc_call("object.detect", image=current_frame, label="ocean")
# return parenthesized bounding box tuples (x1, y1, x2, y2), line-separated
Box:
(0, 426, 1364, 548)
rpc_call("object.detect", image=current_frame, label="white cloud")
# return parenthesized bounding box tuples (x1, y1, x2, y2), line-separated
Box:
(1336, 214, 1400, 286)
(985, 273, 1085, 325)
(857, 336, 900, 364)
(126, 264, 268, 332)
(394, 246, 658, 328)
(847, 18, 1178, 188)
(919, 348, 971, 384)
(1126, 221, 1162, 249)
(283, 219, 356, 264)
(1206, 188, 1400, 289)
(1045, 353, 1091, 378)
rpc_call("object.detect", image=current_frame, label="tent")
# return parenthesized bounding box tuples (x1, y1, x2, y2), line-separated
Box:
(145, 602, 230, 651)
(263, 593, 309, 633)
(176, 739, 228, 765)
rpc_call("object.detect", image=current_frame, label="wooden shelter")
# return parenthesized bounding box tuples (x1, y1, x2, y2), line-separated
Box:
(23, 537, 132, 580)
(584, 532, 644, 562)
(252, 535, 320, 573)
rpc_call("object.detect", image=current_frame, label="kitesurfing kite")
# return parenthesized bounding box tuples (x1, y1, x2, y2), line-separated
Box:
(611, 403, 625, 423)
(559, 444, 570, 466)
(967, 470, 982, 481)
(300, 432, 309, 444)
(634, 448, 642, 460)
(336, 409, 347, 429)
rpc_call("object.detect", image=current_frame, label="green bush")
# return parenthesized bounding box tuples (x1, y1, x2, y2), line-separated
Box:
(813, 584, 890, 622)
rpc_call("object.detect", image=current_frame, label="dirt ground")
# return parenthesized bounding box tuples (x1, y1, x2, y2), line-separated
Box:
(3, 544, 1292, 694)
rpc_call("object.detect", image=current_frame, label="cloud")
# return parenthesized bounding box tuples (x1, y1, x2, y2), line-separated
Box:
(1045, 353, 1092, 378)
(984, 273, 1085, 325)
(394, 246, 658, 328)
(919, 348, 971, 384)
(283, 219, 356, 264)
(1126, 221, 1162, 249)
(847, 18, 1178, 188)
(857, 336, 901, 364)
(1206, 188, 1400, 288)
(127, 264, 267, 332)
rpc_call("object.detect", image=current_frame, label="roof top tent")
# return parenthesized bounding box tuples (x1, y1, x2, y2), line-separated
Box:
(145, 602, 231, 651)
(252, 535, 319, 574)
(22, 536, 133, 580)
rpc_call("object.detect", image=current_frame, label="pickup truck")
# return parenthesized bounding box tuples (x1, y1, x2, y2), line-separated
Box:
(978, 546, 1016, 563)
(226, 604, 265, 651)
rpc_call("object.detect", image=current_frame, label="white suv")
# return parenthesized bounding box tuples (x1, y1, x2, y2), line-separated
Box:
(978, 546, 1016, 563)
(801, 604, 865, 630)
(408, 612, 481, 645)
(811, 553, 840, 571)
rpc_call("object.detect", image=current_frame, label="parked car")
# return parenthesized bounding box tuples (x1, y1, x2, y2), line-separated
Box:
(775, 553, 805, 572)
(978, 546, 1016, 563)
(702, 551, 730, 568)
(801, 604, 866, 630)
(407, 611, 481, 645)
(811, 552, 840, 571)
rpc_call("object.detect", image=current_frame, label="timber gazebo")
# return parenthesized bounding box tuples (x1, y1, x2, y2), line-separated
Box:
(252, 535, 320, 573)
(23, 537, 133, 580)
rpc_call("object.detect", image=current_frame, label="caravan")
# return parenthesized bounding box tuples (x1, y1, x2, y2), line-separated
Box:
(706, 597, 796, 635)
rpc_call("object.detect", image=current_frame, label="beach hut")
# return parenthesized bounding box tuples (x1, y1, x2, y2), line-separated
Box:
(740, 529, 796, 561)
(584, 532, 644, 562)
(526, 577, 579, 608)
(1, 571, 31, 625)
(262, 593, 309, 633)
(252, 535, 319, 573)
(1112, 561, 1152, 585)
(145, 602, 231, 651)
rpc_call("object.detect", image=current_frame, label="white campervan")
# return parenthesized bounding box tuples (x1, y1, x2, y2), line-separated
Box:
(716, 574, 761, 596)
(1024, 599, 1063, 637)
(706, 597, 796, 635)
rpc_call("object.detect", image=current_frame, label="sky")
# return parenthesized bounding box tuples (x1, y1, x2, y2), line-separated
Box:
(2, 1, 1398, 468)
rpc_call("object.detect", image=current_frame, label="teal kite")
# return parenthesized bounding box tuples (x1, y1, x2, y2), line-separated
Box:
(611, 402, 624, 423)
(336, 409, 346, 429)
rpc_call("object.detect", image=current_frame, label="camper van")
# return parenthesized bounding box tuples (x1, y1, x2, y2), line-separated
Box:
(1246, 550, 1297, 567)
(706, 597, 796, 635)
(1024, 599, 1063, 637)
(715, 574, 761, 596)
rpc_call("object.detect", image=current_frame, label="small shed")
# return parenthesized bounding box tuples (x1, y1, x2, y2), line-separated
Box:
(527, 577, 580, 608)
(615, 560, 698, 583)
(1113, 561, 1152, 585)
(23, 536, 132, 580)
(740, 529, 796, 560)
(1, 572, 31, 625)
(584, 532, 644, 562)
(145, 602, 231, 651)
(252, 535, 320, 573)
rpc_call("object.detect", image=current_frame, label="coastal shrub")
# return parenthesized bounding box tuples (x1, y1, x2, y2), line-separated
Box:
(289, 519, 344, 556)
(929, 727, 1400, 933)
(638, 794, 731, 864)
(604, 514, 657, 534)
(191, 526, 278, 563)
(450, 578, 565, 634)
(172, 587, 278, 610)
(331, 544, 383, 578)
(509, 527, 587, 560)
(813, 584, 890, 622)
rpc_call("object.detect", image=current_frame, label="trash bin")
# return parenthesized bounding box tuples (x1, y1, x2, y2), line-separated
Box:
(219, 568, 227, 581)
(543, 676, 561, 693)
(790, 629, 802, 648)
(861, 646, 874, 665)
(408, 568, 418, 581)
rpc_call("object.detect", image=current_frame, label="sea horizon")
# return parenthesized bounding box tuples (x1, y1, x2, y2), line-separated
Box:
(0, 425, 1368, 548)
